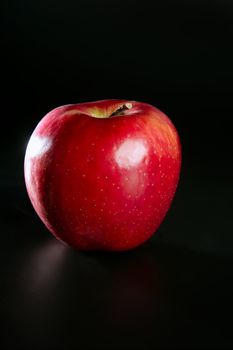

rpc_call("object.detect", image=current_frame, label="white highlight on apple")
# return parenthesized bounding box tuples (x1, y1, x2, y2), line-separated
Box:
(115, 139, 147, 169)
(26, 135, 52, 158)
(25, 135, 52, 184)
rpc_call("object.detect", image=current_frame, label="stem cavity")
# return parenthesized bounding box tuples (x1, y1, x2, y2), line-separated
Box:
(110, 103, 133, 117)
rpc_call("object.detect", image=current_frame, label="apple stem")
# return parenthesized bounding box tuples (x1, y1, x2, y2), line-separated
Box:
(110, 103, 132, 117)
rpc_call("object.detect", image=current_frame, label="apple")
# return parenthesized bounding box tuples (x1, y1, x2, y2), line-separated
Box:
(24, 99, 181, 251)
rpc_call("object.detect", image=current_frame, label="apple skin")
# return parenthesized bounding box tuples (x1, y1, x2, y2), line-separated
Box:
(24, 99, 181, 251)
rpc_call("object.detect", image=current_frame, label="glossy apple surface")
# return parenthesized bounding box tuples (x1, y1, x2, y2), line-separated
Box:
(24, 99, 181, 251)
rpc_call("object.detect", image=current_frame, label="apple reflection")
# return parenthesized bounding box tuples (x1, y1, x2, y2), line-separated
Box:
(20, 239, 68, 302)
(15, 237, 165, 348)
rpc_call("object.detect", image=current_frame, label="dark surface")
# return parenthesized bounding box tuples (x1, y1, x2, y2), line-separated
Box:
(1, 0, 233, 349)
(1, 176, 233, 349)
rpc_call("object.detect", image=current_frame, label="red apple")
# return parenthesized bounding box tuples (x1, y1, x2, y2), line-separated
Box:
(24, 99, 181, 251)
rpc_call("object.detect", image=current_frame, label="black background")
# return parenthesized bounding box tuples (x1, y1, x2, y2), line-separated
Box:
(1, 0, 233, 349)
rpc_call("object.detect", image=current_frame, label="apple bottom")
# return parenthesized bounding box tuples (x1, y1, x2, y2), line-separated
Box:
(38, 199, 172, 252)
